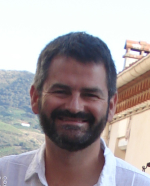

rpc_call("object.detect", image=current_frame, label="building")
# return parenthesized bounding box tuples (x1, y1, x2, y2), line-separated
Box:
(21, 122, 30, 127)
(102, 40, 150, 174)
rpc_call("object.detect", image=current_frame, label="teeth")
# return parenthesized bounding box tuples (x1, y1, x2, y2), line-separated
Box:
(60, 118, 84, 122)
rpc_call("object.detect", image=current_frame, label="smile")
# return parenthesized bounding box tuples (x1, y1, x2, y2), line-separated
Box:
(57, 117, 88, 125)
(58, 117, 87, 123)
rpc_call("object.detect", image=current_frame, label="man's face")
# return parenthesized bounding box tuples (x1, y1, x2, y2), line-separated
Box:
(31, 56, 117, 151)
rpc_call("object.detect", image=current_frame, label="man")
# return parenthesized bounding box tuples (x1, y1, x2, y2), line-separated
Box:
(0, 32, 150, 186)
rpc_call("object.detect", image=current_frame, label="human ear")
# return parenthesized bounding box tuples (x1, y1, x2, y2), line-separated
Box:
(30, 85, 39, 114)
(107, 92, 118, 122)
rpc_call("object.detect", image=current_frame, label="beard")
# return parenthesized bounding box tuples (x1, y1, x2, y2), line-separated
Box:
(38, 105, 109, 152)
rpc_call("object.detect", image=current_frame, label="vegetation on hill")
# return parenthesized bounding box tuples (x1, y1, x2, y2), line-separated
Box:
(0, 70, 39, 128)
(0, 121, 44, 157)
(0, 70, 44, 157)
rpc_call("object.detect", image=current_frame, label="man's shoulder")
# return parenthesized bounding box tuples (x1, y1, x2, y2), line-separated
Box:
(0, 149, 37, 170)
(115, 157, 149, 175)
(115, 157, 150, 185)
(0, 150, 40, 186)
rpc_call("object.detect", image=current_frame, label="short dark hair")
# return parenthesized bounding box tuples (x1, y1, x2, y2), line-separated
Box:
(34, 32, 117, 98)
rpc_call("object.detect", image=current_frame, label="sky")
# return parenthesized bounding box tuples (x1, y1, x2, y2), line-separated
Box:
(0, 0, 150, 74)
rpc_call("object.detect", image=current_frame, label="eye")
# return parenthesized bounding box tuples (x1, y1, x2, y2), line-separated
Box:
(82, 93, 99, 99)
(52, 90, 70, 96)
(54, 90, 66, 94)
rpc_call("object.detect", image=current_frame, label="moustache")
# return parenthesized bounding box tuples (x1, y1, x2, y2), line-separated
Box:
(51, 109, 95, 125)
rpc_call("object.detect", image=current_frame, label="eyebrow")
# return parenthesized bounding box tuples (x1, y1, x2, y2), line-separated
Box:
(48, 83, 104, 96)
(81, 88, 104, 97)
(49, 83, 71, 91)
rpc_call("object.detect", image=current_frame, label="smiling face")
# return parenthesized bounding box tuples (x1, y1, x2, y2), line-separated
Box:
(30, 56, 117, 151)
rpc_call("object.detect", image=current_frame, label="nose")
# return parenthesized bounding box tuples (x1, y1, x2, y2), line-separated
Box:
(65, 93, 84, 113)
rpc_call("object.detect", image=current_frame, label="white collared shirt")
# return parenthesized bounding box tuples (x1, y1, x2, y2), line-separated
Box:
(0, 139, 150, 186)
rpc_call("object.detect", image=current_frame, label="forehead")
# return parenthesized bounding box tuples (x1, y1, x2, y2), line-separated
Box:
(44, 56, 107, 90)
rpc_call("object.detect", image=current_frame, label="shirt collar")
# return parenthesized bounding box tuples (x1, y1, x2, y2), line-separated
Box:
(95, 138, 116, 186)
(25, 143, 47, 185)
(25, 138, 116, 186)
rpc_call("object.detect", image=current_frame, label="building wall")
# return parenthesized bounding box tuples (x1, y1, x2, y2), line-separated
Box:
(108, 118, 128, 159)
(125, 109, 150, 174)
(103, 45, 150, 174)
(102, 109, 150, 174)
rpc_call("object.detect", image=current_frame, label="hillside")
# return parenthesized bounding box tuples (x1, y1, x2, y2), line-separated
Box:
(0, 70, 44, 157)
(0, 70, 39, 128)
(0, 121, 44, 157)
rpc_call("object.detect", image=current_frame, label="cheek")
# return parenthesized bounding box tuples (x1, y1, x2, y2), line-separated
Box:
(88, 102, 108, 121)
(41, 96, 65, 114)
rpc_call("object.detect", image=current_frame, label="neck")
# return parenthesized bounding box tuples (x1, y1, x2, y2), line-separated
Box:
(45, 137, 105, 186)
